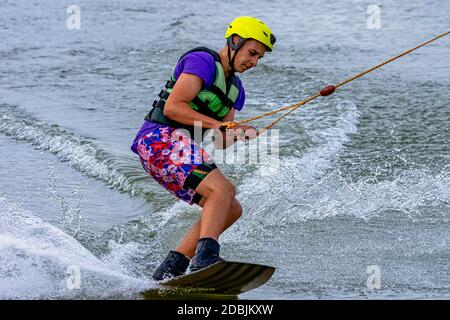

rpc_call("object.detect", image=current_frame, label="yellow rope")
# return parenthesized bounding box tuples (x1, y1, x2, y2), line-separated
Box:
(223, 29, 450, 133)
(334, 28, 450, 89)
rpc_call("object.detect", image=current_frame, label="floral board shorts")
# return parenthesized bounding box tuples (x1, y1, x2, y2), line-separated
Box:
(136, 125, 217, 205)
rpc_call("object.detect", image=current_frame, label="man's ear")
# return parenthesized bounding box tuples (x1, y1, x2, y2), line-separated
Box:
(232, 35, 240, 46)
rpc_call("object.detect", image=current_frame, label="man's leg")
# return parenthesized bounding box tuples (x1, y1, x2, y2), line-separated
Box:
(152, 168, 239, 279)
(176, 196, 243, 258)
(181, 168, 241, 271)
(194, 168, 236, 238)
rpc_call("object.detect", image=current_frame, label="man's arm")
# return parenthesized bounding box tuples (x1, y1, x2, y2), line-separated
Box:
(163, 73, 223, 129)
(212, 108, 258, 149)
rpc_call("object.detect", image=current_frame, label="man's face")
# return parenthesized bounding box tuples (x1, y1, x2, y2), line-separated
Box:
(233, 39, 266, 73)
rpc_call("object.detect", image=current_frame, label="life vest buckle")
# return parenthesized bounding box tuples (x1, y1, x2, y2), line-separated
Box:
(165, 80, 175, 88)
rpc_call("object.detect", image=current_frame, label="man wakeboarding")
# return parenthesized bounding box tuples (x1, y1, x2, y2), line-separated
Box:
(131, 16, 276, 281)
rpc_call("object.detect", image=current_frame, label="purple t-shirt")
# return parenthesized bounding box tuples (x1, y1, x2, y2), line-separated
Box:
(131, 51, 246, 154)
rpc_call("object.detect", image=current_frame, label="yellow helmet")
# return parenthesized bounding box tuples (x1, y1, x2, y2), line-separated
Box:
(225, 16, 276, 52)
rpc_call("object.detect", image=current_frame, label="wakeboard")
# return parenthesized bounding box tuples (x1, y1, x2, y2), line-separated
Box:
(142, 261, 275, 298)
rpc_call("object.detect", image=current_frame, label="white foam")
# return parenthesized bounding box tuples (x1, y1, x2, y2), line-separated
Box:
(0, 196, 150, 299)
(236, 101, 359, 206)
(223, 93, 450, 238)
(302, 168, 450, 222)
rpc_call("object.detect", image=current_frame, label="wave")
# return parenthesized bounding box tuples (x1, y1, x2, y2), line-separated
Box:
(221, 99, 359, 238)
(222, 98, 450, 241)
(0, 103, 145, 198)
(0, 195, 150, 299)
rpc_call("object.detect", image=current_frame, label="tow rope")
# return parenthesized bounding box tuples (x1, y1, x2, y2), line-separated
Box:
(222, 29, 450, 136)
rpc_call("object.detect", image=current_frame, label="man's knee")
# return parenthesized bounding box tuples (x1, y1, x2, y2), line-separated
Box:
(230, 199, 243, 221)
(205, 179, 236, 199)
(223, 181, 236, 198)
(196, 170, 236, 199)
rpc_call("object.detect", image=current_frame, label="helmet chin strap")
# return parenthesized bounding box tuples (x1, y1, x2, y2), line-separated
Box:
(226, 44, 235, 74)
(226, 36, 245, 75)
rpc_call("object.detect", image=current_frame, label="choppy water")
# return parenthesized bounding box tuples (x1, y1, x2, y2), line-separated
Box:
(1, 0, 449, 299)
